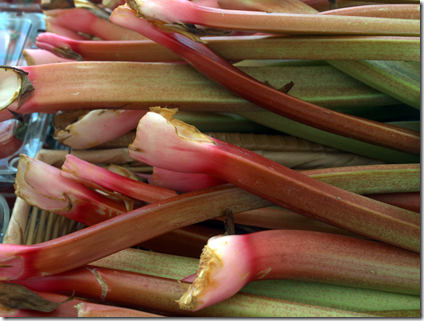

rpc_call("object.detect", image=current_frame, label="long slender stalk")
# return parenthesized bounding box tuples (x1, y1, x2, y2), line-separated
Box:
(126, 0, 419, 36)
(14, 265, 378, 317)
(36, 32, 420, 62)
(23, 49, 76, 66)
(61, 154, 178, 203)
(90, 247, 421, 313)
(0, 62, 403, 122)
(110, 6, 420, 155)
(128, 108, 420, 252)
(237, 110, 420, 163)
(14, 155, 128, 226)
(176, 230, 419, 310)
(366, 192, 419, 213)
(319, 4, 421, 18)
(0, 184, 272, 280)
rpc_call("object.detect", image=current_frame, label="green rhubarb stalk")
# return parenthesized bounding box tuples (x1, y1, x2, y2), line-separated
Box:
(36, 32, 420, 62)
(89, 248, 420, 313)
(327, 60, 420, 109)
(0, 63, 403, 122)
(13, 265, 379, 317)
(236, 110, 420, 163)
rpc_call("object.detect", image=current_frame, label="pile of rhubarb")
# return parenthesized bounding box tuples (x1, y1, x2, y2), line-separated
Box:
(0, 0, 420, 317)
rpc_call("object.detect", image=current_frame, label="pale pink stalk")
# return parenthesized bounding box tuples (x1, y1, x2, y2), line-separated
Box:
(36, 32, 420, 62)
(76, 302, 164, 317)
(14, 154, 128, 226)
(44, 8, 147, 40)
(55, 109, 147, 149)
(126, 0, 419, 36)
(128, 108, 420, 252)
(177, 230, 420, 310)
(0, 184, 272, 280)
(23, 49, 76, 66)
(61, 154, 178, 203)
(45, 21, 91, 40)
(110, 6, 420, 155)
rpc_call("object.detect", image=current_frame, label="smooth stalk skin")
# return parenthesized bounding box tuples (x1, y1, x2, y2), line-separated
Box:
(55, 109, 148, 149)
(177, 230, 420, 311)
(0, 291, 86, 318)
(148, 163, 420, 195)
(14, 154, 128, 226)
(126, 0, 419, 36)
(0, 184, 272, 280)
(36, 32, 420, 62)
(15, 266, 377, 317)
(90, 248, 420, 314)
(367, 192, 419, 214)
(237, 110, 420, 164)
(328, 60, 420, 109)
(76, 302, 164, 317)
(0, 62, 402, 122)
(128, 108, 420, 252)
(44, 7, 147, 41)
(319, 4, 421, 19)
(61, 154, 178, 203)
(110, 6, 420, 155)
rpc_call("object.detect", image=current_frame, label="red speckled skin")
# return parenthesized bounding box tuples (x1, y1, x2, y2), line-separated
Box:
(110, 6, 419, 155)
(240, 230, 419, 295)
(204, 138, 420, 252)
(0, 185, 272, 280)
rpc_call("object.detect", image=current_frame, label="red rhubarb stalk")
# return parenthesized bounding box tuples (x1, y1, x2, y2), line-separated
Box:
(14, 265, 379, 317)
(14, 155, 128, 226)
(0, 184, 272, 280)
(110, 6, 420, 155)
(176, 230, 420, 311)
(125, 0, 419, 36)
(128, 108, 420, 252)
(60, 154, 178, 203)
(76, 302, 164, 317)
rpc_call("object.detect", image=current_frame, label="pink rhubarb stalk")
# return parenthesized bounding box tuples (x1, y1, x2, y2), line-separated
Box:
(110, 6, 420, 155)
(125, 0, 419, 36)
(76, 302, 164, 317)
(60, 154, 178, 203)
(127, 108, 420, 252)
(14, 154, 128, 226)
(0, 184, 271, 280)
(36, 32, 420, 62)
(54, 109, 148, 149)
(44, 7, 147, 40)
(23, 49, 77, 66)
(177, 230, 420, 311)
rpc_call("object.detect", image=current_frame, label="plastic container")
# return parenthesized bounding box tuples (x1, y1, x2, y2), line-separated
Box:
(0, 193, 10, 243)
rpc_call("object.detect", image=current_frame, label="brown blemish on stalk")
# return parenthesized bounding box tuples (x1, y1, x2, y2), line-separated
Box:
(256, 268, 271, 279)
(87, 267, 108, 301)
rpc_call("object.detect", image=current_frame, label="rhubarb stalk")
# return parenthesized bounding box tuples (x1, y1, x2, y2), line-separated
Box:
(177, 230, 420, 310)
(110, 5, 420, 155)
(128, 108, 420, 252)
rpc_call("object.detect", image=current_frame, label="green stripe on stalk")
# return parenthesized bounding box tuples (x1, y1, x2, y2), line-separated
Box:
(328, 60, 420, 110)
(90, 248, 420, 313)
(236, 110, 420, 163)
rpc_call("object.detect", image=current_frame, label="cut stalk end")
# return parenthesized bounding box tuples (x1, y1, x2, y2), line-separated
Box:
(0, 67, 33, 112)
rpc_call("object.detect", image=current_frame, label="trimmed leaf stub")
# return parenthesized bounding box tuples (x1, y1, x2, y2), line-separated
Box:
(0, 66, 34, 112)
(0, 282, 74, 312)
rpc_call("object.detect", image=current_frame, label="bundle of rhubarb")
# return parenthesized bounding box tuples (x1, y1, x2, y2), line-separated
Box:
(0, 0, 420, 317)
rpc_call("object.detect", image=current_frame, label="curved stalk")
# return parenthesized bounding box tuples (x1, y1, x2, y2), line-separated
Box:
(110, 6, 420, 155)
